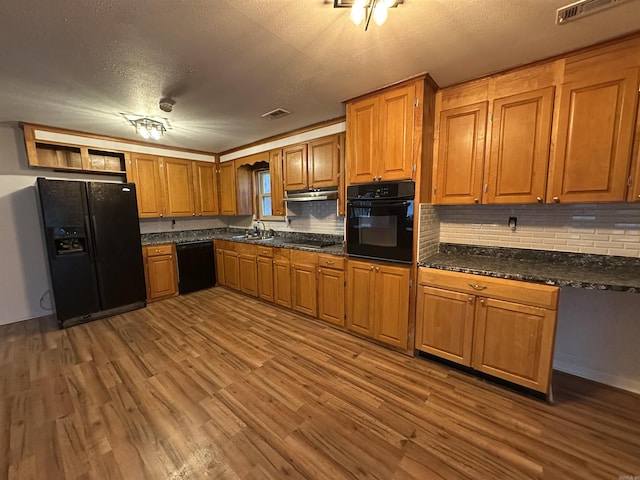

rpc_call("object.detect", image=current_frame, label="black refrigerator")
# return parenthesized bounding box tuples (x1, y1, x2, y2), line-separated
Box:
(36, 178, 146, 328)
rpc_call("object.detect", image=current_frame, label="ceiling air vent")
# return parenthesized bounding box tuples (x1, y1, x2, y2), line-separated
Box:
(261, 108, 291, 119)
(556, 0, 630, 24)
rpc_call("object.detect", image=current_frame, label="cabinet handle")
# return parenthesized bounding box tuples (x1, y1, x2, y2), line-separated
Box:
(326, 260, 335, 265)
(473, 198, 479, 204)
(318, 268, 322, 273)
(377, 176, 382, 181)
(480, 299, 486, 306)
(375, 267, 379, 272)
(468, 283, 487, 291)
(370, 265, 375, 270)
(536, 196, 543, 203)
(468, 297, 474, 303)
(553, 196, 560, 203)
(372, 176, 376, 182)
(483, 184, 488, 193)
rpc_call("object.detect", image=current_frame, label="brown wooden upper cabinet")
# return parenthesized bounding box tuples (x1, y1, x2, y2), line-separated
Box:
(548, 65, 640, 203)
(433, 36, 640, 205)
(218, 161, 239, 216)
(269, 149, 285, 215)
(346, 82, 417, 184)
(283, 135, 340, 191)
(128, 154, 219, 218)
(433, 63, 557, 205)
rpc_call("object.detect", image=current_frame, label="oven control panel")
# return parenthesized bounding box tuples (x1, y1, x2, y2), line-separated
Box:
(347, 180, 415, 199)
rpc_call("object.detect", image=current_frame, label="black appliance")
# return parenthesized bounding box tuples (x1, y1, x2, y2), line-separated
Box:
(176, 240, 215, 294)
(36, 178, 146, 328)
(346, 180, 415, 264)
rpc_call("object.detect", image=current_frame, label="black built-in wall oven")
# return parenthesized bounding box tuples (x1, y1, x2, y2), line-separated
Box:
(346, 180, 415, 264)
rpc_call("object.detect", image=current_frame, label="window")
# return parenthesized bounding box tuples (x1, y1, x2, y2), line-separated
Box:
(256, 170, 272, 218)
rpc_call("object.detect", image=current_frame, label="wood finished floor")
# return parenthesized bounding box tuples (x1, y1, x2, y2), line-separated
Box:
(1, 287, 639, 480)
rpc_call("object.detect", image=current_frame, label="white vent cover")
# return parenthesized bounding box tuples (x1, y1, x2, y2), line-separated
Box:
(556, 0, 631, 24)
(261, 108, 291, 119)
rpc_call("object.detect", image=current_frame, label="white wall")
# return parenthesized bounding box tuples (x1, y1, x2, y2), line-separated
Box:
(418, 202, 640, 394)
(0, 124, 125, 325)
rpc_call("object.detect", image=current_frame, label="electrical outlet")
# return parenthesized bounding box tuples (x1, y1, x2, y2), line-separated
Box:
(508, 216, 517, 232)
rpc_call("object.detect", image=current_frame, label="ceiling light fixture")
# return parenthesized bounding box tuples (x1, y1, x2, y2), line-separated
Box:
(130, 117, 166, 141)
(334, 0, 403, 31)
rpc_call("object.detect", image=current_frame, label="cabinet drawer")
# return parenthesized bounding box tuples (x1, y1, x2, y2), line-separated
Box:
(419, 268, 558, 309)
(234, 242, 257, 255)
(146, 244, 173, 257)
(274, 249, 291, 262)
(317, 254, 344, 270)
(257, 246, 274, 258)
(291, 250, 318, 266)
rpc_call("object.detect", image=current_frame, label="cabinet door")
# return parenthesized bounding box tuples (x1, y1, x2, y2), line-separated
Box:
(257, 256, 274, 302)
(193, 161, 219, 216)
(273, 259, 292, 309)
(347, 96, 379, 184)
(373, 264, 410, 349)
(549, 67, 640, 203)
(435, 102, 488, 204)
(317, 268, 345, 326)
(223, 250, 240, 290)
(283, 144, 308, 191)
(146, 254, 177, 300)
(472, 297, 556, 393)
(346, 260, 375, 337)
(378, 84, 415, 181)
(218, 161, 238, 215)
(270, 149, 285, 216)
(291, 264, 317, 317)
(485, 87, 554, 204)
(162, 157, 195, 217)
(215, 248, 225, 286)
(239, 254, 258, 297)
(415, 286, 474, 366)
(130, 154, 164, 217)
(308, 135, 339, 189)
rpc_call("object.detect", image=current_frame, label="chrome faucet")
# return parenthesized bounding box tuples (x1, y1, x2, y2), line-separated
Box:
(256, 220, 266, 238)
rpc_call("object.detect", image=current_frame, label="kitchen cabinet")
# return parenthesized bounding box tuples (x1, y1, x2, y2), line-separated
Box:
(215, 247, 225, 286)
(283, 135, 340, 191)
(143, 244, 178, 302)
(548, 67, 640, 203)
(433, 63, 557, 205)
(270, 149, 285, 216)
(161, 157, 195, 217)
(218, 161, 239, 215)
(220, 242, 240, 291)
(273, 250, 292, 309)
(291, 250, 318, 317)
(238, 251, 258, 297)
(193, 160, 219, 216)
(257, 246, 274, 302)
(129, 154, 165, 218)
(346, 259, 410, 349)
(22, 123, 127, 175)
(346, 82, 417, 184)
(416, 268, 559, 394)
(316, 255, 345, 327)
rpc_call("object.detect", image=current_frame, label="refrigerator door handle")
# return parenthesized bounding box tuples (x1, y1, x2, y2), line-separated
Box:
(90, 215, 99, 263)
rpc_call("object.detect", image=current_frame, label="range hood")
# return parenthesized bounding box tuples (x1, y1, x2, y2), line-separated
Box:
(283, 188, 338, 202)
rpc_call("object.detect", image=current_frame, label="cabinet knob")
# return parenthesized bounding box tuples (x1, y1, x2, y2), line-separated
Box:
(370, 265, 375, 270)
(318, 268, 322, 273)
(377, 176, 382, 181)
(375, 267, 379, 272)
(553, 196, 560, 203)
(473, 198, 479, 204)
(468, 297, 474, 303)
(372, 176, 376, 182)
(536, 196, 543, 203)
(480, 299, 485, 306)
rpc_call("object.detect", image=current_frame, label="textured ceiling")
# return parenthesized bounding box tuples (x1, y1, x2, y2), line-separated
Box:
(1, 0, 639, 153)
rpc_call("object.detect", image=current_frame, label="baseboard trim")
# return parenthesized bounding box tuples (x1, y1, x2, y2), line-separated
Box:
(553, 361, 640, 395)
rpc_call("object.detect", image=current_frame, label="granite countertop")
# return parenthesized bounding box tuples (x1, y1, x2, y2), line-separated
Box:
(141, 228, 345, 256)
(420, 244, 640, 293)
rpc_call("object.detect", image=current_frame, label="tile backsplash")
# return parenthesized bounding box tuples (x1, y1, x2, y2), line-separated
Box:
(419, 203, 640, 260)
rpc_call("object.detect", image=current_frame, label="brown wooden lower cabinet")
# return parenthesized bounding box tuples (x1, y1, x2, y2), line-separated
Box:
(317, 266, 345, 326)
(416, 268, 559, 394)
(291, 263, 317, 316)
(222, 250, 240, 290)
(346, 259, 410, 349)
(257, 253, 274, 302)
(238, 252, 258, 297)
(143, 244, 178, 302)
(273, 251, 292, 309)
(215, 247, 225, 286)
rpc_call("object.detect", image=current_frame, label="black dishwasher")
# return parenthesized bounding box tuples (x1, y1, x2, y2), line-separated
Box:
(176, 240, 215, 294)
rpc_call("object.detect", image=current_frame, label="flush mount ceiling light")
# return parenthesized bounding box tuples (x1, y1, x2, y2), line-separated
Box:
(130, 117, 166, 141)
(334, 0, 403, 31)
